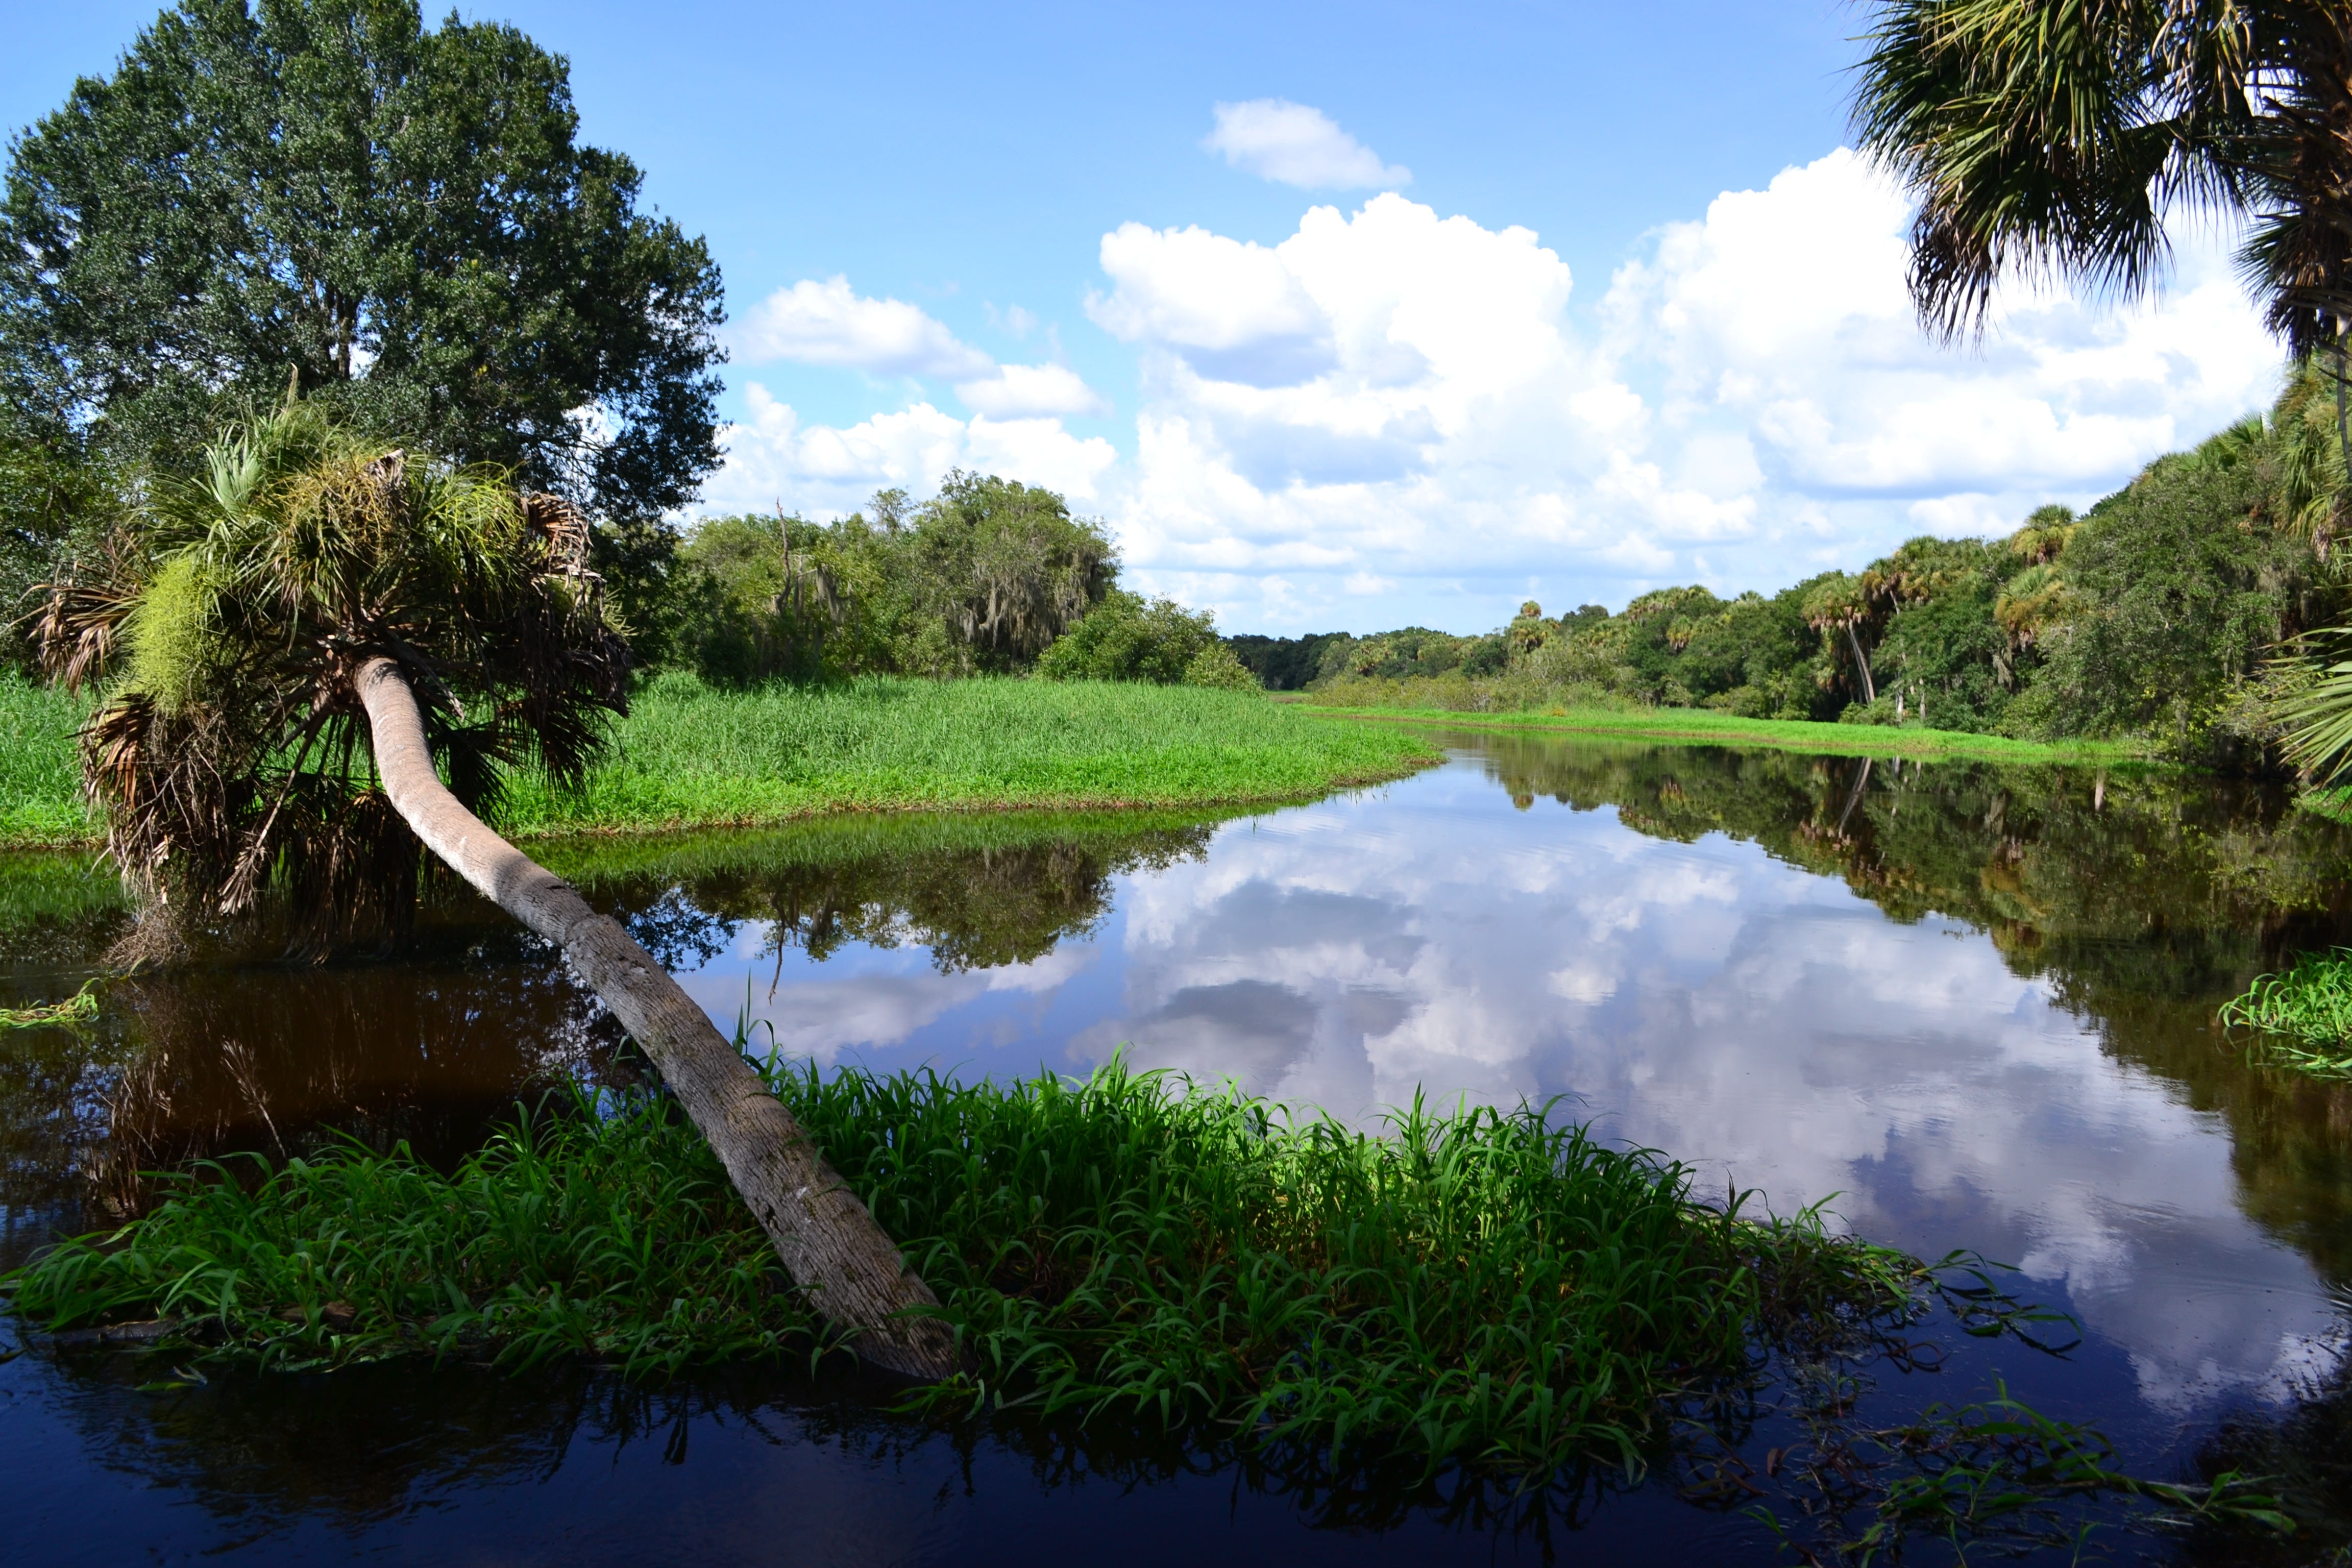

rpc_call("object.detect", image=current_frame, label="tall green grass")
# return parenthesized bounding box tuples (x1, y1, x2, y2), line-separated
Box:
(2222, 948, 2352, 1074)
(8, 1062, 1916, 1477)
(0, 671, 1435, 848)
(1305, 685, 2151, 765)
(496, 673, 1435, 835)
(0, 673, 93, 844)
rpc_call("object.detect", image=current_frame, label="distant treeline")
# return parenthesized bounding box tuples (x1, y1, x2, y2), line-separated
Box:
(1279, 363, 2352, 767)
(656, 472, 1254, 692)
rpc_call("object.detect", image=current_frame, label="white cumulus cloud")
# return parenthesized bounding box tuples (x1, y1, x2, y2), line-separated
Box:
(732, 275, 995, 379)
(700, 149, 2282, 633)
(1202, 99, 1410, 191)
(954, 361, 1111, 418)
(703, 384, 1119, 518)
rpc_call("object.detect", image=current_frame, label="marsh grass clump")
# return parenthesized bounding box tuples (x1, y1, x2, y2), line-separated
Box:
(10, 1088, 802, 1377)
(2222, 949, 2352, 1073)
(11, 1062, 1920, 1476)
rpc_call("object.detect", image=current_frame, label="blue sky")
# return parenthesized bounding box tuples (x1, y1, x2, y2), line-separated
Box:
(6, 2, 2283, 634)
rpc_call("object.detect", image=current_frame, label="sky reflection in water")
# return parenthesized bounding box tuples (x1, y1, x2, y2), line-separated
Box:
(663, 745, 2350, 1429)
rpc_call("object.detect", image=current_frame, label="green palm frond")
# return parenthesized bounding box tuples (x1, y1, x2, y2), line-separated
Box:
(2283, 648, 2352, 781)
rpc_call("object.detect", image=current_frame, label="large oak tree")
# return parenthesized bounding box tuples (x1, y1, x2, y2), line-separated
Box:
(0, 0, 724, 525)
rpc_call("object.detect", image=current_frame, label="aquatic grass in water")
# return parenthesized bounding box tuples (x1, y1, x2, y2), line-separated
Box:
(0, 978, 102, 1030)
(9, 1088, 804, 1376)
(2221, 948, 2352, 1074)
(10, 1062, 1918, 1477)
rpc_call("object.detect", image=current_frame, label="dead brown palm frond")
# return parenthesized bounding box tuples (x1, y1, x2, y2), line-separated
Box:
(34, 397, 630, 954)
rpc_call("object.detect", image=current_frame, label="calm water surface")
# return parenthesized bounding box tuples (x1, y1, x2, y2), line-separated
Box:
(7, 730, 2352, 1564)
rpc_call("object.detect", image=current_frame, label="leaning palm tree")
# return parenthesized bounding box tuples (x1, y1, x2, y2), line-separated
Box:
(1852, 0, 2352, 771)
(36, 399, 957, 1378)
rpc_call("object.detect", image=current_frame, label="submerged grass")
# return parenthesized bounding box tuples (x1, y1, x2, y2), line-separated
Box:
(9, 1062, 1920, 1478)
(2222, 948, 2352, 1074)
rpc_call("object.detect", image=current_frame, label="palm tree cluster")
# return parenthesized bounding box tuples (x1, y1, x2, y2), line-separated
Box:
(35, 396, 628, 949)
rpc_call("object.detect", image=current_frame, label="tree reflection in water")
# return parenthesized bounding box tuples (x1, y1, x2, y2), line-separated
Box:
(12, 757, 2352, 1560)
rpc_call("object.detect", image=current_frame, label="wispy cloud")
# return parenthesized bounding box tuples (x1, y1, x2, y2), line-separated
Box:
(1202, 99, 1410, 190)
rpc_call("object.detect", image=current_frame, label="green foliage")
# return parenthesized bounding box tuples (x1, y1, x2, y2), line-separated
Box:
(670, 475, 1115, 685)
(0, 672, 94, 843)
(2032, 420, 2331, 760)
(0, 414, 122, 670)
(0, 670, 1433, 847)
(1180, 640, 1260, 691)
(1849, 0, 2346, 357)
(1226, 630, 1354, 690)
(0, 0, 724, 526)
(492, 672, 1433, 835)
(1036, 591, 1224, 684)
(10, 1061, 1920, 1476)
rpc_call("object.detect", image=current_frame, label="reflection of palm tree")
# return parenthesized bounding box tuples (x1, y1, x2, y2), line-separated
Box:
(35, 401, 953, 1376)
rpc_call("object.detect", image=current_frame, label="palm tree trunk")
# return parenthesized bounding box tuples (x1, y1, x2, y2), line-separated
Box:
(1845, 623, 1877, 704)
(355, 657, 957, 1379)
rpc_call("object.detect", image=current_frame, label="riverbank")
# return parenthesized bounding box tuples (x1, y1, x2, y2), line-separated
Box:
(0, 672, 1440, 848)
(1297, 697, 2159, 764)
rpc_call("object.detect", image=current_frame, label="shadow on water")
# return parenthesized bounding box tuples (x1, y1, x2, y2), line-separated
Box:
(10, 745, 2352, 1560)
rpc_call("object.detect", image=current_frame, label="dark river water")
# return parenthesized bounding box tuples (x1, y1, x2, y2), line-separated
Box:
(7, 729, 2352, 1564)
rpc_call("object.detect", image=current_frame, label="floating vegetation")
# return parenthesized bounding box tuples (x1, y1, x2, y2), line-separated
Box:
(0, 977, 103, 1031)
(12, 1060, 1938, 1479)
(1693, 1385, 2289, 1563)
(2222, 948, 2352, 1074)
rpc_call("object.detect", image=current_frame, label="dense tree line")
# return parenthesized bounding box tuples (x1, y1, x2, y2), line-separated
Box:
(1288, 366, 2352, 768)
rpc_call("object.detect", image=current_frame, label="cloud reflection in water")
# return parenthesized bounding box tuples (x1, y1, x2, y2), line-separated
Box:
(677, 753, 2345, 1418)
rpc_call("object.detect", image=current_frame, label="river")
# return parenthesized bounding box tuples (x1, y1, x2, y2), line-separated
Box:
(5, 729, 2350, 1564)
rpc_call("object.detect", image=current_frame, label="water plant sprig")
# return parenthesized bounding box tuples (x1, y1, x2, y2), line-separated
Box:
(2221, 948, 2352, 1075)
(0, 977, 103, 1031)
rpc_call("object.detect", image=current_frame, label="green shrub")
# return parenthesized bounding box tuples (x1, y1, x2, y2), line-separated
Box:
(1037, 591, 1231, 684)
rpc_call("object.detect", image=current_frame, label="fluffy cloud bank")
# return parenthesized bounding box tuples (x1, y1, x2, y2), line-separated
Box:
(707, 148, 2280, 631)
(709, 385, 1117, 517)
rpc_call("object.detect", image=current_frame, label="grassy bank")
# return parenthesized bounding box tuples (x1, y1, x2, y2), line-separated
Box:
(0, 676, 92, 845)
(0, 671, 1438, 848)
(9, 1062, 1918, 1476)
(1301, 695, 2158, 765)
(499, 673, 1435, 834)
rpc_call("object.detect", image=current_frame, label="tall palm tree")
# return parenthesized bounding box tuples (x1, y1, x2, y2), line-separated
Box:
(1852, 0, 2352, 772)
(37, 400, 957, 1377)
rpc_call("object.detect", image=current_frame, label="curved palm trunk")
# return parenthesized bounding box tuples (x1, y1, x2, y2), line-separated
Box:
(356, 657, 956, 1379)
(1845, 623, 1877, 704)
